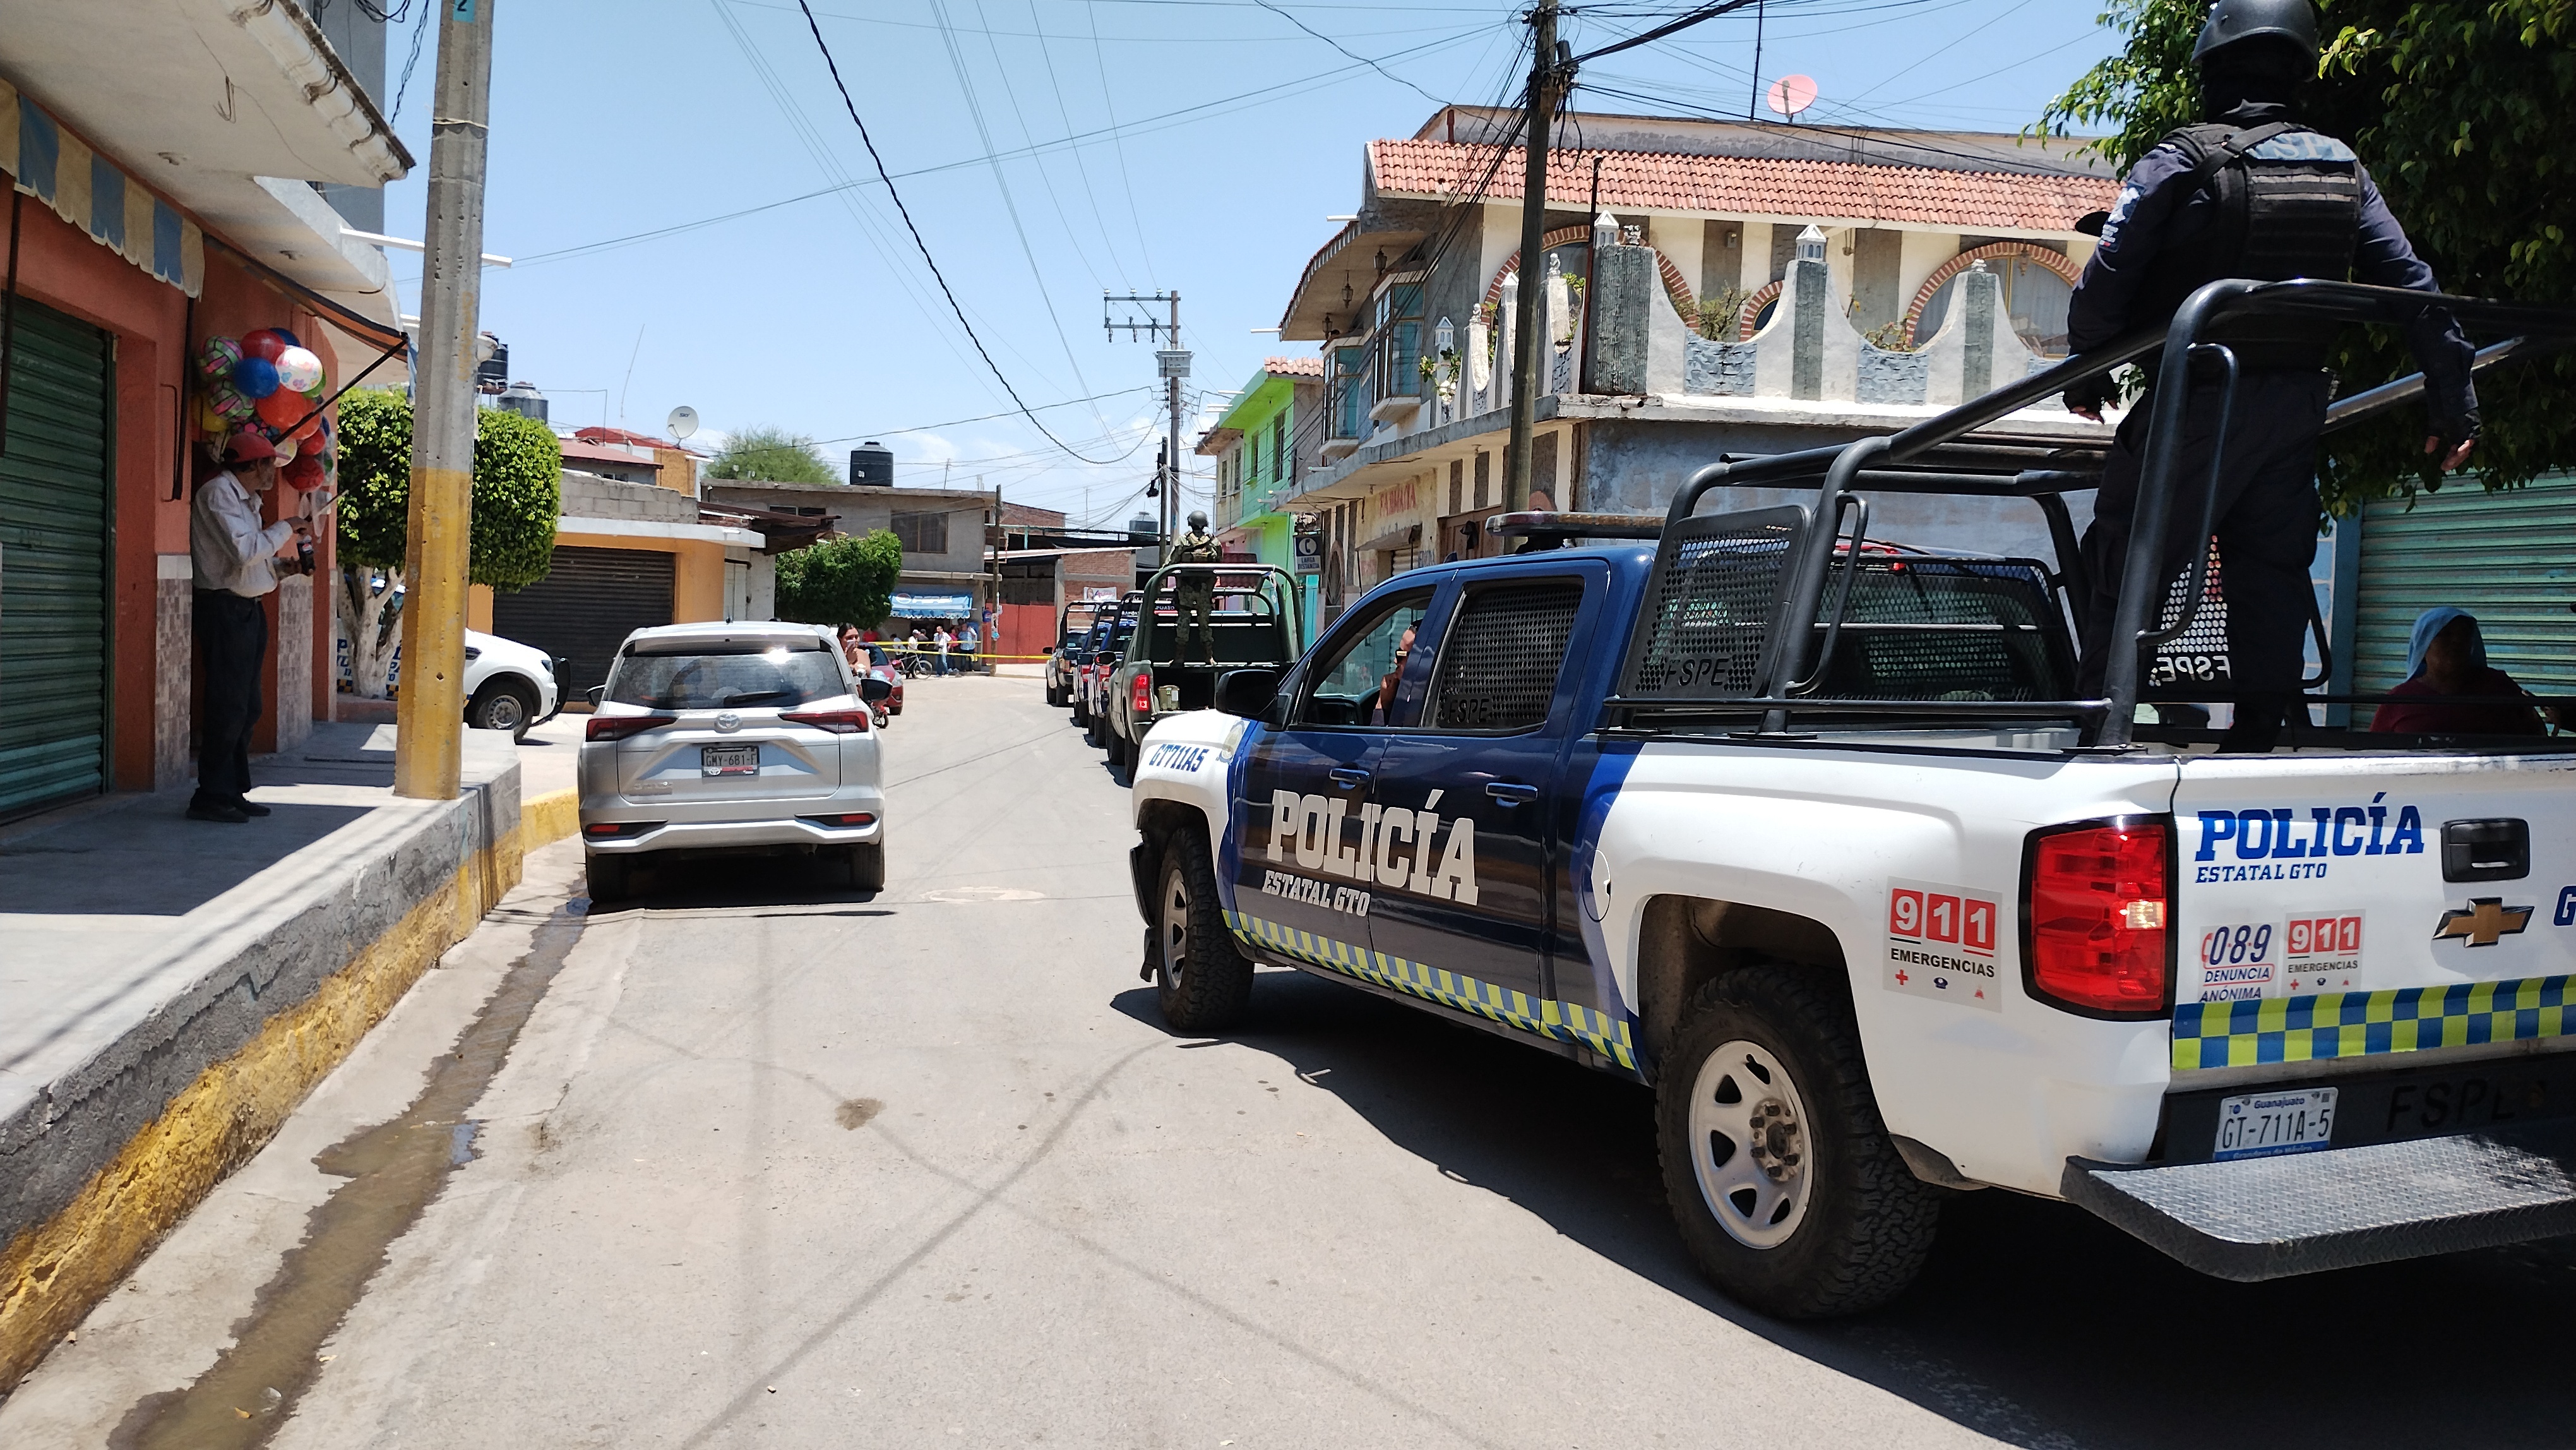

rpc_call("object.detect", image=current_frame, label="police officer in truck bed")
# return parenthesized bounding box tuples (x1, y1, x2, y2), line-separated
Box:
(2063, 0, 2479, 753)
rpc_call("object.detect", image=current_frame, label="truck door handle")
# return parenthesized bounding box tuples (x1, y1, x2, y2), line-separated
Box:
(1328, 768, 1371, 789)
(1485, 781, 1539, 804)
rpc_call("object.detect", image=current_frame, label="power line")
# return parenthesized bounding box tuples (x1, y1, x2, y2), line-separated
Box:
(508, 26, 1500, 268)
(790, 0, 1130, 466)
(1249, 0, 1449, 106)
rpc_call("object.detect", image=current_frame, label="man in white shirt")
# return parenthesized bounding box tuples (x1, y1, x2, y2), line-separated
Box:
(188, 433, 308, 824)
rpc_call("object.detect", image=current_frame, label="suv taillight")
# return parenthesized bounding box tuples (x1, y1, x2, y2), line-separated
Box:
(587, 714, 675, 743)
(1132, 670, 1155, 714)
(2023, 818, 2171, 1018)
(781, 708, 871, 734)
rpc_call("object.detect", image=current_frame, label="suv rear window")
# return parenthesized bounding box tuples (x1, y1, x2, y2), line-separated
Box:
(609, 641, 847, 710)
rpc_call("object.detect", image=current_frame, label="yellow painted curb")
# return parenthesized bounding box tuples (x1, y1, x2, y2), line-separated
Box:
(0, 823, 525, 1388)
(524, 788, 579, 849)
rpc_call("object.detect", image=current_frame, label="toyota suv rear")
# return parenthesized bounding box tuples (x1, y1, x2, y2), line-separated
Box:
(578, 622, 892, 899)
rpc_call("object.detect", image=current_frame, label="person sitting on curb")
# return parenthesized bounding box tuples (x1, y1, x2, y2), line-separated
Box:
(187, 433, 309, 824)
(2371, 608, 2554, 736)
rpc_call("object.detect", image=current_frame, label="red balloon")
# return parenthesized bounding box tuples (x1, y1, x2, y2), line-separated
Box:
(283, 455, 326, 492)
(289, 410, 323, 442)
(241, 329, 289, 362)
(256, 387, 308, 430)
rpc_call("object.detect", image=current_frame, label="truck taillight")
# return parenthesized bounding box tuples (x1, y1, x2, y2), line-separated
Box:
(2023, 818, 2171, 1019)
(1132, 670, 1154, 714)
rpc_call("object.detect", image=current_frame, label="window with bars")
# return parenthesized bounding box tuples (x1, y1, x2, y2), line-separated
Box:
(1331, 345, 1371, 439)
(1423, 580, 1586, 731)
(1374, 280, 1424, 402)
(892, 510, 948, 554)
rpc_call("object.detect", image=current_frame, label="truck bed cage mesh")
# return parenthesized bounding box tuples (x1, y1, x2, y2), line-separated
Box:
(1609, 279, 2576, 748)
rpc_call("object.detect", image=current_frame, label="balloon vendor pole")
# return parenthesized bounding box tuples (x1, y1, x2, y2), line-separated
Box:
(395, 0, 496, 801)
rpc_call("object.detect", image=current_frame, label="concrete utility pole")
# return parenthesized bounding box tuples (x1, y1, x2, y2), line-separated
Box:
(1104, 292, 1189, 563)
(1503, 0, 1561, 513)
(393, 0, 496, 800)
(1166, 291, 1183, 564)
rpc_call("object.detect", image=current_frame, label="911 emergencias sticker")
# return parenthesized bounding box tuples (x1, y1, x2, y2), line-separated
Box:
(1884, 879, 2001, 1012)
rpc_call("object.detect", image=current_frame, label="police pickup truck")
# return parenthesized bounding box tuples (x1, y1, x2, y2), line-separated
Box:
(1124, 280, 2576, 1319)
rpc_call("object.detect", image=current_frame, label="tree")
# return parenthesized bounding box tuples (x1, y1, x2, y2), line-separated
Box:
(2041, 1, 2576, 513)
(774, 529, 903, 630)
(334, 390, 564, 697)
(707, 425, 837, 484)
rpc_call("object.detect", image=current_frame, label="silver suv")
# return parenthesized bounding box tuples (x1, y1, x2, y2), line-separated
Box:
(577, 622, 891, 900)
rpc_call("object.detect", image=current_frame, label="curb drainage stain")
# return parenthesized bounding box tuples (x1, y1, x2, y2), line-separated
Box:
(110, 898, 590, 1450)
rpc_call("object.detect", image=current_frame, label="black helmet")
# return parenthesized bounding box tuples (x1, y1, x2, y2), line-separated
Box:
(2192, 0, 2320, 64)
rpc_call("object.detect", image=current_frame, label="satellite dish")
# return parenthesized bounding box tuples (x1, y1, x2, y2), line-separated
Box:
(1767, 74, 1818, 120)
(665, 405, 700, 441)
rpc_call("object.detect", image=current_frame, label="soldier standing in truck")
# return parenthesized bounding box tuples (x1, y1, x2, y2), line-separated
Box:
(2061, 0, 2480, 752)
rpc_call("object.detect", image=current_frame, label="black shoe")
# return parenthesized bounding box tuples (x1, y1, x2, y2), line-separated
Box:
(234, 798, 273, 817)
(187, 797, 249, 824)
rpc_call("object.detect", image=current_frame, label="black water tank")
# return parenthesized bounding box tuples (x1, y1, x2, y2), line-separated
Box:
(849, 441, 893, 486)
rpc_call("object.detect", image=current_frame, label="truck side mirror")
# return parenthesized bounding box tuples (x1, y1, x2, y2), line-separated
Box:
(1215, 667, 1281, 719)
(860, 675, 893, 702)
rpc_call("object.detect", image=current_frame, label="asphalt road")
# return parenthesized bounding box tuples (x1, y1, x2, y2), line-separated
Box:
(11, 672, 2576, 1449)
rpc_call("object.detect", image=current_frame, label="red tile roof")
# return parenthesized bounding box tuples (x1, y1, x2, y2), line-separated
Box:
(1368, 138, 2116, 232)
(559, 438, 664, 469)
(1264, 356, 1325, 378)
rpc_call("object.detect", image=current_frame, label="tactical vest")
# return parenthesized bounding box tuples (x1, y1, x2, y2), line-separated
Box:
(2137, 121, 2366, 370)
(1172, 533, 1222, 566)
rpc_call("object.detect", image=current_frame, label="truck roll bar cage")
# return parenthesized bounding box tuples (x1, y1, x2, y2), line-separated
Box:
(1641, 278, 2576, 748)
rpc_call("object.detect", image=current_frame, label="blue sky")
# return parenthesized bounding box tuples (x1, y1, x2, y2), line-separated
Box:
(372, 0, 2125, 526)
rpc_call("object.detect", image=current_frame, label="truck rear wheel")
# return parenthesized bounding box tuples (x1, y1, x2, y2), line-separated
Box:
(1153, 829, 1254, 1033)
(1657, 963, 1938, 1319)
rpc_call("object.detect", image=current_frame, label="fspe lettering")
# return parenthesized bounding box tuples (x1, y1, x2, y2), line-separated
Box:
(2193, 794, 2424, 868)
(1265, 788, 1479, 904)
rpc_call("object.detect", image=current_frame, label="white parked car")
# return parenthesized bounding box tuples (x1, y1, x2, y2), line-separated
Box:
(464, 629, 560, 738)
(577, 621, 891, 901)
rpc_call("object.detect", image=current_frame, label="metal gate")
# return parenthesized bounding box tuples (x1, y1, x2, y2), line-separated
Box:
(0, 297, 115, 819)
(2355, 474, 2576, 697)
(490, 545, 674, 702)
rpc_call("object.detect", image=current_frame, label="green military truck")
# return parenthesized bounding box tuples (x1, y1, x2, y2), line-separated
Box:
(1096, 563, 1302, 777)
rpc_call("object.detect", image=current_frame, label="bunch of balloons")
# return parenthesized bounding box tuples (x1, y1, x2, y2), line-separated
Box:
(195, 327, 336, 491)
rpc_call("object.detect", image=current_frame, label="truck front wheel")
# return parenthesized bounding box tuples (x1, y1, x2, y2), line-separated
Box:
(1153, 829, 1254, 1033)
(1657, 964, 1938, 1319)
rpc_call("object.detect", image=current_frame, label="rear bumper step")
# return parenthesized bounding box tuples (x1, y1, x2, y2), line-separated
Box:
(2063, 1125, 2576, 1281)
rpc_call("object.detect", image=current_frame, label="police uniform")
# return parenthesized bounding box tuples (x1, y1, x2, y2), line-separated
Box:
(2067, 3, 2478, 750)
(1172, 519, 1223, 662)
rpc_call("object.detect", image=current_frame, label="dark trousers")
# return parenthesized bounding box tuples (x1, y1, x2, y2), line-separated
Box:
(195, 589, 267, 803)
(2076, 369, 2330, 746)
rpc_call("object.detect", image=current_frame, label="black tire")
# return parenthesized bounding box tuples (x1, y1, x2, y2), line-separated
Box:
(1071, 692, 1088, 726)
(467, 680, 537, 739)
(1656, 962, 1940, 1319)
(849, 842, 885, 892)
(585, 853, 631, 902)
(1152, 828, 1255, 1033)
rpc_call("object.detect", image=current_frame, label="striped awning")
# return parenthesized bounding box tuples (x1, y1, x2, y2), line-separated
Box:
(0, 76, 204, 297)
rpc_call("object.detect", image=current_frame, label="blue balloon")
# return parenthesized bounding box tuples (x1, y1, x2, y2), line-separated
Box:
(232, 357, 280, 398)
(271, 327, 301, 349)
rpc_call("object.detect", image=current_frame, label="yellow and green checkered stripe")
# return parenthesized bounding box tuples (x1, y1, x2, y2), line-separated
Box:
(1225, 909, 1637, 1070)
(2172, 974, 2576, 1072)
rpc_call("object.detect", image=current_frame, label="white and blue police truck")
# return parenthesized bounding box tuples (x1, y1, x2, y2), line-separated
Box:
(1122, 279, 2576, 1318)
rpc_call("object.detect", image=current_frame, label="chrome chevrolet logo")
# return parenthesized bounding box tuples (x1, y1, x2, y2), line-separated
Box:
(2433, 897, 2534, 948)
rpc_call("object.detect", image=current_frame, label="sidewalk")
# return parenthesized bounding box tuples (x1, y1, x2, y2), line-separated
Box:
(0, 722, 527, 1387)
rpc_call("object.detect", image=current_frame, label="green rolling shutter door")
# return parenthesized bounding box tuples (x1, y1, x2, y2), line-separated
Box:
(0, 297, 115, 818)
(2355, 474, 2576, 698)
